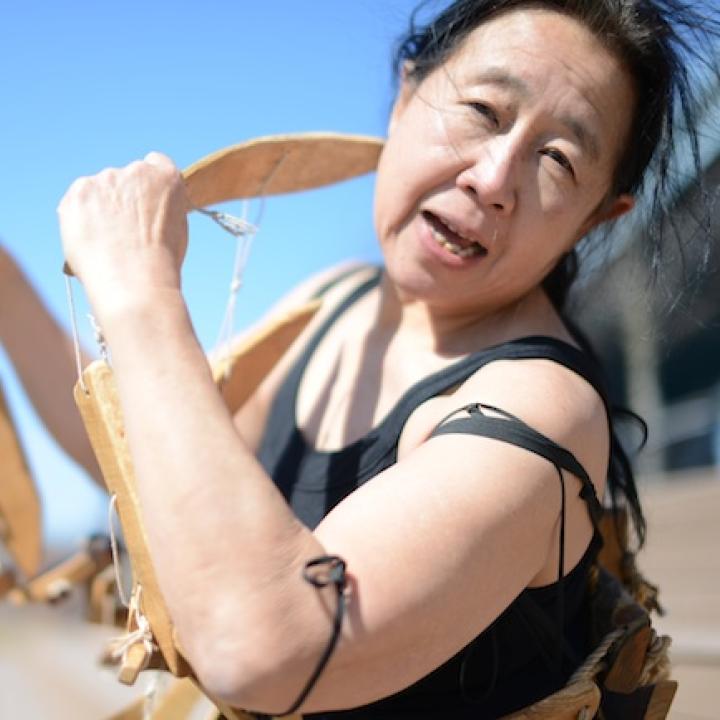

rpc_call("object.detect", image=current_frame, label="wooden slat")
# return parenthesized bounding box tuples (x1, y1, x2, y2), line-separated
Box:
(183, 133, 383, 207)
(0, 380, 42, 577)
(74, 361, 187, 676)
(0, 567, 16, 597)
(597, 507, 629, 581)
(15, 536, 113, 604)
(644, 680, 678, 720)
(603, 624, 653, 693)
(212, 299, 320, 413)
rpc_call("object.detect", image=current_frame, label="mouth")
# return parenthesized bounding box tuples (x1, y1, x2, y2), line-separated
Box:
(422, 211, 488, 259)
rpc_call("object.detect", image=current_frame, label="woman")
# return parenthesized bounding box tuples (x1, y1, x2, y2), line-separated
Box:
(57, 1, 718, 717)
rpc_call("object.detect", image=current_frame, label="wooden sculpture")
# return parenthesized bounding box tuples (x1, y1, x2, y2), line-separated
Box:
(0, 367, 117, 613)
(0, 378, 42, 585)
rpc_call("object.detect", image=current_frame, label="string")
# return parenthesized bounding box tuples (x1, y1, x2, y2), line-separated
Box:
(195, 205, 258, 371)
(195, 147, 291, 379)
(108, 493, 131, 609)
(108, 584, 156, 664)
(142, 670, 168, 720)
(64, 274, 88, 394)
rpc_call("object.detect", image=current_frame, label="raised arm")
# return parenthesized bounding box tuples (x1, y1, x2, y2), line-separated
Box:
(0, 244, 102, 485)
(58, 154, 610, 715)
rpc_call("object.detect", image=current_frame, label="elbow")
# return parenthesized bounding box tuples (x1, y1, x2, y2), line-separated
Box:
(187, 620, 314, 713)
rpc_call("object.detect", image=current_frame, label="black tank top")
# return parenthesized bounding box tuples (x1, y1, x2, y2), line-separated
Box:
(257, 271, 606, 719)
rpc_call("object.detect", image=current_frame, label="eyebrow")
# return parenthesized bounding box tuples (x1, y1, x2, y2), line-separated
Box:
(560, 115, 601, 162)
(469, 67, 602, 162)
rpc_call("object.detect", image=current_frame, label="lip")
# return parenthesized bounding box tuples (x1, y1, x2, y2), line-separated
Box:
(418, 210, 489, 268)
(424, 209, 489, 248)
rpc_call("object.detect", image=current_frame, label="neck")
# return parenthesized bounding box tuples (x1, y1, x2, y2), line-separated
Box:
(374, 276, 559, 357)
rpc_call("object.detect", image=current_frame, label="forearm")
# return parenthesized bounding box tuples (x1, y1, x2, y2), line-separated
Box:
(97, 288, 330, 705)
(0, 248, 101, 484)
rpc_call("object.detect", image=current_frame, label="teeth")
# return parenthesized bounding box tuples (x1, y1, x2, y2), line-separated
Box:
(444, 219, 474, 245)
(430, 226, 484, 258)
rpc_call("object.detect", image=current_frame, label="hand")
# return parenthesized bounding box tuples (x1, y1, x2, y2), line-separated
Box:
(57, 152, 189, 313)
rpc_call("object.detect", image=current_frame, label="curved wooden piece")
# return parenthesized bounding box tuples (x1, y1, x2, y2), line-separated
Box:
(0, 379, 42, 577)
(0, 567, 16, 597)
(213, 299, 320, 413)
(644, 680, 678, 720)
(74, 362, 188, 676)
(500, 680, 601, 719)
(89, 562, 127, 626)
(74, 300, 319, 683)
(11, 534, 113, 604)
(183, 132, 383, 207)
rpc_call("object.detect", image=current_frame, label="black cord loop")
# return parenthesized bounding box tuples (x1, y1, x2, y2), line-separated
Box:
(275, 555, 348, 717)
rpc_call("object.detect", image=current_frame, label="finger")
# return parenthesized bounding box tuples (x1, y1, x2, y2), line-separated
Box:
(143, 151, 176, 171)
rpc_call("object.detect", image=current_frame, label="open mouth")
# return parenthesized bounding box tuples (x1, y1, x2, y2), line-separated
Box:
(422, 211, 488, 259)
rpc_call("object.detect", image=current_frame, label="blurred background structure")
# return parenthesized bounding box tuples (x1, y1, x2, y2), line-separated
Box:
(575, 72, 720, 477)
(572, 75, 720, 719)
(1, 1, 718, 718)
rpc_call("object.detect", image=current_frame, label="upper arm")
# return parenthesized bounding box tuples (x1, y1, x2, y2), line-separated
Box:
(298, 358, 609, 710)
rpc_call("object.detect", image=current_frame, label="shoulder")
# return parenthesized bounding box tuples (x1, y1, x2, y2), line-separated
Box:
(402, 341, 610, 491)
(464, 350, 608, 445)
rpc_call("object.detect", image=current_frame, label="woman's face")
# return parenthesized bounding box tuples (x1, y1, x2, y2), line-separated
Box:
(374, 7, 636, 313)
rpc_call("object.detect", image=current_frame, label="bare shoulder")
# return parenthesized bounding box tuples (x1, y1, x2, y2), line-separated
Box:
(465, 353, 608, 443)
(401, 347, 610, 501)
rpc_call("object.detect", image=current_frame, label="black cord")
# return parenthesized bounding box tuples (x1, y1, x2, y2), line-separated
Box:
(275, 555, 348, 717)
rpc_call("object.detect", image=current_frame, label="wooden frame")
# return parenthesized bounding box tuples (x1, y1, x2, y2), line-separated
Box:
(0, 379, 115, 608)
(0, 378, 42, 582)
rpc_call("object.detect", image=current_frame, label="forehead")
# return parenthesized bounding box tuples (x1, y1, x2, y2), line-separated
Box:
(438, 8, 636, 150)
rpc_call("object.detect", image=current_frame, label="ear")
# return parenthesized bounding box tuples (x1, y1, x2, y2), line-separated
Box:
(388, 62, 417, 136)
(575, 193, 635, 240)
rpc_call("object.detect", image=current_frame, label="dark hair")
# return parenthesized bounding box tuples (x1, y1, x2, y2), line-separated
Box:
(395, 0, 719, 309)
(394, 0, 720, 549)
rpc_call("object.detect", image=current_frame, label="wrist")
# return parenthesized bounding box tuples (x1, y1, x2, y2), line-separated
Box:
(87, 283, 187, 330)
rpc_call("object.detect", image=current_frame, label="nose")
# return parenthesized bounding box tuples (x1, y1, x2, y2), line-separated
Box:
(456, 137, 517, 214)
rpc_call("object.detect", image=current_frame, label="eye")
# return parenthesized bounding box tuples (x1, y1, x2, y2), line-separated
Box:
(540, 147, 575, 178)
(467, 102, 499, 128)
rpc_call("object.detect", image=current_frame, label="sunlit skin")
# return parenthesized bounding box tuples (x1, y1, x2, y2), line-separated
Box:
(374, 8, 635, 324)
(57, 8, 640, 714)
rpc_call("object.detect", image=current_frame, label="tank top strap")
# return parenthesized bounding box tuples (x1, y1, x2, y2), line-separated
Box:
(289, 267, 383, 384)
(378, 335, 611, 459)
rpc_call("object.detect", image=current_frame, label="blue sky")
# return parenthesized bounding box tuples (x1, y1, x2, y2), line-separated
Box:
(0, 0, 424, 547)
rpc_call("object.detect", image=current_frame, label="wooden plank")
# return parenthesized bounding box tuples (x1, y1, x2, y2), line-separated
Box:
(212, 299, 320, 413)
(183, 133, 383, 207)
(74, 361, 187, 677)
(17, 536, 112, 603)
(644, 680, 678, 720)
(0, 379, 41, 577)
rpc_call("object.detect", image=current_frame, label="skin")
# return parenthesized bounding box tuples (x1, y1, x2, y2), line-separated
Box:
(58, 8, 636, 714)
